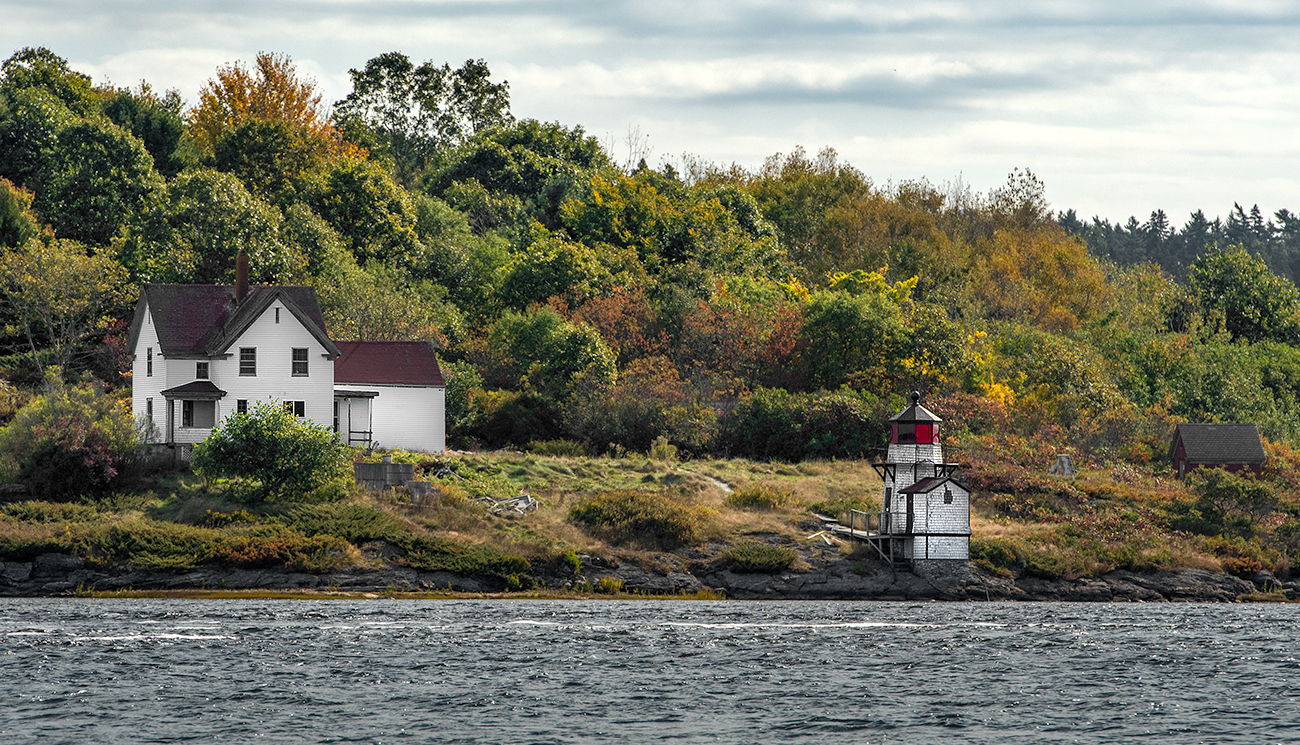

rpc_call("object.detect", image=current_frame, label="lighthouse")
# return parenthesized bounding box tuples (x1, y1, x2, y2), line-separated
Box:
(871, 392, 971, 575)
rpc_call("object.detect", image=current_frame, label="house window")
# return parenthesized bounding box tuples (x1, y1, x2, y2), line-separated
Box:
(285, 400, 305, 418)
(292, 348, 308, 376)
(275, 307, 281, 324)
(146, 348, 153, 377)
(196, 361, 209, 379)
(182, 400, 216, 428)
(239, 347, 256, 376)
(237, 399, 248, 415)
(333, 400, 339, 432)
(146, 398, 153, 420)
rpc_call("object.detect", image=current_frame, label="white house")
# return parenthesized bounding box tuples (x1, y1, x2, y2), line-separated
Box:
(333, 341, 446, 453)
(127, 255, 446, 455)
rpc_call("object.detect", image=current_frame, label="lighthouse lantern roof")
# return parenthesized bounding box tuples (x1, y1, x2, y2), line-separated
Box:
(889, 391, 943, 423)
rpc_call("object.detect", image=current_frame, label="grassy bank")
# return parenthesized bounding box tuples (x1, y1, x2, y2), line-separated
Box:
(3, 446, 1297, 587)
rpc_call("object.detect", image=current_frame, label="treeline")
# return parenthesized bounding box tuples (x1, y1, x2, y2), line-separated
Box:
(1061, 204, 1300, 282)
(6, 46, 1300, 467)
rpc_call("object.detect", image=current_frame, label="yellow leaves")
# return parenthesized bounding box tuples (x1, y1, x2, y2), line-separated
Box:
(189, 52, 359, 159)
(826, 267, 917, 304)
(973, 228, 1110, 332)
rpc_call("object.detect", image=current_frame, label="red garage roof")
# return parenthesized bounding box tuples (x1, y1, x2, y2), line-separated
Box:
(334, 341, 445, 387)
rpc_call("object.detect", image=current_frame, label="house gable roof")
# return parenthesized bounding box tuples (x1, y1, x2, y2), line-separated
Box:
(1169, 423, 1266, 464)
(334, 341, 445, 387)
(127, 284, 339, 359)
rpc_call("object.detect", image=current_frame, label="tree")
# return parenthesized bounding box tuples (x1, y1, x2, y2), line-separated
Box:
(101, 83, 199, 178)
(316, 260, 463, 345)
(192, 400, 350, 503)
(115, 168, 302, 285)
(1189, 245, 1300, 344)
(189, 52, 351, 156)
(0, 237, 134, 383)
(0, 86, 78, 190)
(37, 118, 164, 245)
(333, 52, 512, 185)
(213, 118, 324, 202)
(477, 307, 616, 401)
(0, 177, 42, 248)
(309, 156, 421, 266)
(0, 47, 99, 117)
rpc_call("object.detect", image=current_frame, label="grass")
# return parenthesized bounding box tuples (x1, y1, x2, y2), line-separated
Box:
(4, 445, 1294, 587)
(722, 541, 797, 573)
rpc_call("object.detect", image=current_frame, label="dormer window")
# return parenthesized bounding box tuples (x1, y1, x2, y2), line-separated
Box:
(196, 362, 209, 379)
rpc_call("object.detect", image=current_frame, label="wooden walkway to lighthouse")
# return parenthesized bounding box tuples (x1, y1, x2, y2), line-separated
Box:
(813, 510, 904, 567)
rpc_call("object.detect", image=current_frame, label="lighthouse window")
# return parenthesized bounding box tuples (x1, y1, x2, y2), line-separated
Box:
(944, 488, 953, 504)
(915, 424, 933, 443)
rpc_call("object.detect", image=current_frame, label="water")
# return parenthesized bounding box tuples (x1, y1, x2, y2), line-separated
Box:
(2, 600, 1297, 744)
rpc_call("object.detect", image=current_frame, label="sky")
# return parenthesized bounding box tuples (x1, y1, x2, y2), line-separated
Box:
(3, 1, 1299, 225)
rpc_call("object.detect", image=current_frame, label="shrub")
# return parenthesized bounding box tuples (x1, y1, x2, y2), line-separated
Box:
(192, 401, 350, 503)
(280, 503, 407, 544)
(0, 382, 140, 501)
(725, 483, 795, 511)
(2, 500, 99, 523)
(723, 541, 796, 573)
(716, 387, 887, 460)
(527, 439, 588, 457)
(569, 490, 702, 549)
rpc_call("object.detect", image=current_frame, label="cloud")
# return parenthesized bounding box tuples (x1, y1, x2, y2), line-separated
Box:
(3, 0, 1300, 219)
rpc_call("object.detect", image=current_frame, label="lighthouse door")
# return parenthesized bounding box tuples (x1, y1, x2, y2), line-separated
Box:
(906, 494, 915, 534)
(883, 487, 892, 533)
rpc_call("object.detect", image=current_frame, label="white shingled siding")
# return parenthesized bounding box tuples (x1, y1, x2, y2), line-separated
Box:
(131, 305, 166, 442)
(347, 384, 445, 454)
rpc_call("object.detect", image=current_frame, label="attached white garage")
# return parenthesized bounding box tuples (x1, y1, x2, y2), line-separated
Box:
(333, 341, 446, 454)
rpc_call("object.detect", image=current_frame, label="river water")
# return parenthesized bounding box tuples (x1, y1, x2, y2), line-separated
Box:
(1, 599, 1297, 744)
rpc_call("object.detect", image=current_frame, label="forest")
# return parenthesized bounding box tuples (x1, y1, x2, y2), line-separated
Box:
(3, 46, 1300, 585)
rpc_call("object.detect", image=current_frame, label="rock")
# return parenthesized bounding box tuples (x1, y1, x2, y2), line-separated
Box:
(2, 561, 34, 584)
(32, 554, 83, 578)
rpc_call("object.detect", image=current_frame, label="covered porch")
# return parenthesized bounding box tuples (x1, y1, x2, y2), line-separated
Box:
(334, 388, 378, 448)
(160, 380, 227, 445)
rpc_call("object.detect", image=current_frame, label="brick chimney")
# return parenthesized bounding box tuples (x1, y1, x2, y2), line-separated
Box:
(235, 248, 249, 302)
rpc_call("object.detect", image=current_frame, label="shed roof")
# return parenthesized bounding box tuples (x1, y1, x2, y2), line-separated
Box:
(334, 341, 445, 387)
(900, 475, 969, 495)
(127, 284, 338, 359)
(1169, 423, 1266, 464)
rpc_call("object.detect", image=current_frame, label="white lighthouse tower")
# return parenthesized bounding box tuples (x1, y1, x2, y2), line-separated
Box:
(870, 392, 971, 574)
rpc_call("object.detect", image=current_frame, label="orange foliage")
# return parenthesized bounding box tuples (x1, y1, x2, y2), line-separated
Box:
(974, 228, 1110, 332)
(189, 52, 361, 158)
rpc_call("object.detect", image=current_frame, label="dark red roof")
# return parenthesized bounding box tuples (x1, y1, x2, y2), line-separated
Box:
(128, 284, 337, 358)
(334, 341, 445, 386)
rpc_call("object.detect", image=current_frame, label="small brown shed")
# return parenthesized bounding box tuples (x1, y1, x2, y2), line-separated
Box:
(1168, 423, 1266, 479)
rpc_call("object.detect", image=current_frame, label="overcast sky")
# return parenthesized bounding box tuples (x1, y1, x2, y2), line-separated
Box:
(4, 1, 1298, 224)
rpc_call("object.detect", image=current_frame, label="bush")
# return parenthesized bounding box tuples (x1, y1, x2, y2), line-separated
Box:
(280, 503, 407, 544)
(569, 490, 702, 549)
(717, 387, 888, 460)
(723, 541, 796, 573)
(0, 382, 140, 501)
(527, 439, 588, 457)
(725, 483, 795, 511)
(192, 401, 350, 503)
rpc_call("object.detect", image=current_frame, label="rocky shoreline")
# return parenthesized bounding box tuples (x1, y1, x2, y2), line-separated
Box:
(3, 551, 1295, 602)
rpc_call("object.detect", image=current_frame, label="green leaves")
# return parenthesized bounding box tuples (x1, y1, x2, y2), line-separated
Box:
(192, 401, 350, 504)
